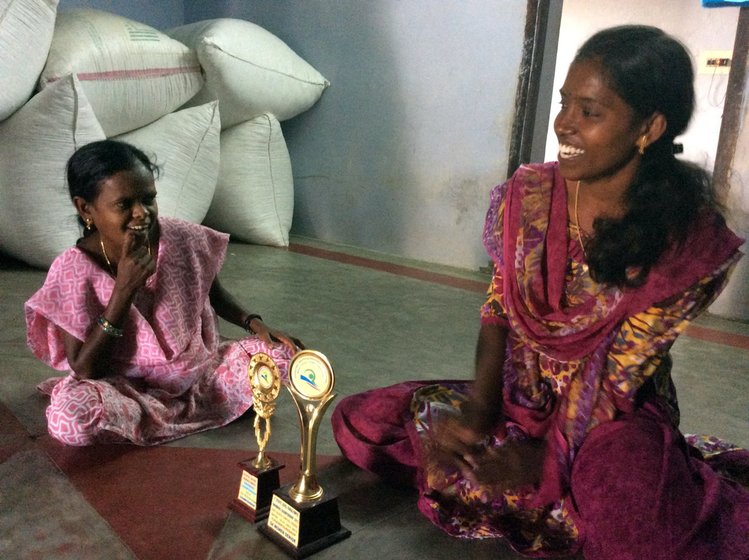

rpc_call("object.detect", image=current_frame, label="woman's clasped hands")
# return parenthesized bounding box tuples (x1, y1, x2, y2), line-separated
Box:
(428, 409, 545, 492)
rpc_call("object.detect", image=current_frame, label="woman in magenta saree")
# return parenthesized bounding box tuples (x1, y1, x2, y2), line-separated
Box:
(332, 26, 749, 559)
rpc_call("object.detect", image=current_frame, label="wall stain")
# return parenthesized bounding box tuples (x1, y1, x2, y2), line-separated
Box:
(445, 178, 487, 226)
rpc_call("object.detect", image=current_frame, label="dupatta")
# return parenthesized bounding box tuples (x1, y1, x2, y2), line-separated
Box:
(483, 162, 743, 362)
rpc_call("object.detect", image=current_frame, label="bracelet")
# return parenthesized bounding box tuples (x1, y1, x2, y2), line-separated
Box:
(97, 316, 124, 337)
(242, 313, 263, 334)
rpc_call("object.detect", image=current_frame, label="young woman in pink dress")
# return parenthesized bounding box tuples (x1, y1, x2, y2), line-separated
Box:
(26, 139, 302, 446)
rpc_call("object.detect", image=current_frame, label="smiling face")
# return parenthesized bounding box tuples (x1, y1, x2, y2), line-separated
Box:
(75, 163, 158, 257)
(554, 59, 649, 190)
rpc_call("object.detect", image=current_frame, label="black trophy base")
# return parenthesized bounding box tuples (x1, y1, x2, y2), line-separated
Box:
(258, 483, 351, 558)
(229, 457, 284, 523)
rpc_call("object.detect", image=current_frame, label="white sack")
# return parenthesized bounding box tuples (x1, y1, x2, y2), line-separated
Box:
(0, 0, 59, 121)
(40, 8, 203, 137)
(115, 101, 221, 225)
(167, 19, 329, 129)
(204, 114, 293, 246)
(0, 75, 106, 268)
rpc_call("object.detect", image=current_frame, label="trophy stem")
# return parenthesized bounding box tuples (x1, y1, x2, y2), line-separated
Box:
(232, 352, 284, 524)
(251, 413, 273, 469)
(252, 450, 270, 470)
(260, 350, 350, 556)
(288, 391, 336, 503)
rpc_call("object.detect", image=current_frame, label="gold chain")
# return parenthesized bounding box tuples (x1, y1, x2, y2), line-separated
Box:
(99, 235, 151, 276)
(99, 237, 115, 275)
(573, 180, 587, 259)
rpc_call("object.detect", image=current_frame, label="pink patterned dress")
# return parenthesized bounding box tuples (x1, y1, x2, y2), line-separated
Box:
(26, 217, 293, 446)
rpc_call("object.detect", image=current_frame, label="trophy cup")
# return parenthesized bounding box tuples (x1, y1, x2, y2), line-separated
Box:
(230, 352, 285, 523)
(259, 350, 350, 558)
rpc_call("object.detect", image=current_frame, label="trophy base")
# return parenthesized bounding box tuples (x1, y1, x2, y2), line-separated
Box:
(229, 457, 284, 523)
(258, 483, 351, 558)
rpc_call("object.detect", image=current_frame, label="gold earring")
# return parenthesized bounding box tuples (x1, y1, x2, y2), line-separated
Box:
(85, 219, 93, 231)
(637, 135, 648, 155)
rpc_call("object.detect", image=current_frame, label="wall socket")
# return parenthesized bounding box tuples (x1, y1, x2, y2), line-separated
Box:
(699, 50, 732, 75)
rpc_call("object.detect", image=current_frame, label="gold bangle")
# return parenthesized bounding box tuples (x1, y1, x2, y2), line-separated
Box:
(97, 316, 123, 337)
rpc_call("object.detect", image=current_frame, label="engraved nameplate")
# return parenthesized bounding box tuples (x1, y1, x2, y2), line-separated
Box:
(237, 469, 258, 510)
(267, 494, 301, 547)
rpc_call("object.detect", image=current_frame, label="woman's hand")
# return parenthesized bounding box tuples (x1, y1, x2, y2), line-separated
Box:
(427, 412, 544, 491)
(466, 438, 545, 490)
(113, 230, 155, 295)
(208, 279, 303, 353)
(65, 231, 155, 379)
(428, 413, 488, 477)
(248, 317, 304, 354)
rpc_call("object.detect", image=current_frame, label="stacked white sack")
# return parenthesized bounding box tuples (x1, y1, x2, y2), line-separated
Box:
(0, 0, 59, 121)
(167, 19, 330, 246)
(0, 76, 106, 268)
(39, 9, 204, 137)
(204, 114, 294, 247)
(115, 101, 221, 225)
(166, 18, 330, 129)
(0, 9, 329, 265)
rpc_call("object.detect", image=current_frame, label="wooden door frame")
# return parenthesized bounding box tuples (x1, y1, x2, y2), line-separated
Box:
(510, 2, 748, 197)
(713, 7, 749, 204)
(507, 0, 556, 175)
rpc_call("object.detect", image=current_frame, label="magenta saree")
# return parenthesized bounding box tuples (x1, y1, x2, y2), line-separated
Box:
(332, 163, 748, 558)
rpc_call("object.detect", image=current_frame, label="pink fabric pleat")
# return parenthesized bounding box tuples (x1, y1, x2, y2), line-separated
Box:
(331, 381, 438, 487)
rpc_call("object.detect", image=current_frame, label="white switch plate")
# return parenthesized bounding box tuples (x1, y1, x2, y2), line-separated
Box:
(698, 50, 732, 75)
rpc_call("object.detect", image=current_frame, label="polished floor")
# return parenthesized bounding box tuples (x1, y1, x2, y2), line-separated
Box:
(1, 237, 747, 560)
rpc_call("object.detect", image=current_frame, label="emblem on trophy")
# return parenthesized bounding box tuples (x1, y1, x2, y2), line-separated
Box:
(230, 352, 285, 523)
(259, 350, 350, 557)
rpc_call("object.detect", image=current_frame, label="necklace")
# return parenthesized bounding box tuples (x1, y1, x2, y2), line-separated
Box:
(100, 237, 115, 275)
(99, 236, 152, 276)
(573, 180, 587, 259)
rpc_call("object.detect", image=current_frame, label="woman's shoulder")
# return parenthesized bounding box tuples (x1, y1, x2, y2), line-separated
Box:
(159, 217, 229, 243)
(157, 217, 230, 270)
(509, 161, 560, 184)
(47, 245, 95, 276)
(490, 162, 560, 200)
(28, 246, 97, 308)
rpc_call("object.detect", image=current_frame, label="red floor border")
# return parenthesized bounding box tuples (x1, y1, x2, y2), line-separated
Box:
(289, 242, 749, 351)
(288, 243, 488, 292)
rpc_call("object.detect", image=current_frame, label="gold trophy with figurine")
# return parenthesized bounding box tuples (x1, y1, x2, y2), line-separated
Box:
(230, 352, 285, 523)
(259, 350, 350, 558)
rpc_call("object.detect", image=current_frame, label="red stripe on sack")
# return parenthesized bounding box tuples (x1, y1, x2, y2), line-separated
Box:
(74, 66, 202, 81)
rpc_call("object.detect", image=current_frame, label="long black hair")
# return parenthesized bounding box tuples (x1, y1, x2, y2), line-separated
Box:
(574, 25, 723, 287)
(67, 139, 159, 234)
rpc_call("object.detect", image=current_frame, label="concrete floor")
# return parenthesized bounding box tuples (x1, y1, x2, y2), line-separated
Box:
(1, 237, 747, 559)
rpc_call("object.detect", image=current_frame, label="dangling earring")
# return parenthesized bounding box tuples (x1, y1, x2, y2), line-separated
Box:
(637, 135, 648, 155)
(85, 218, 93, 231)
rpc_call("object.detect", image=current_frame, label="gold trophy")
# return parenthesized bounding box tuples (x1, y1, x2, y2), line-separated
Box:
(230, 352, 285, 523)
(259, 350, 350, 557)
